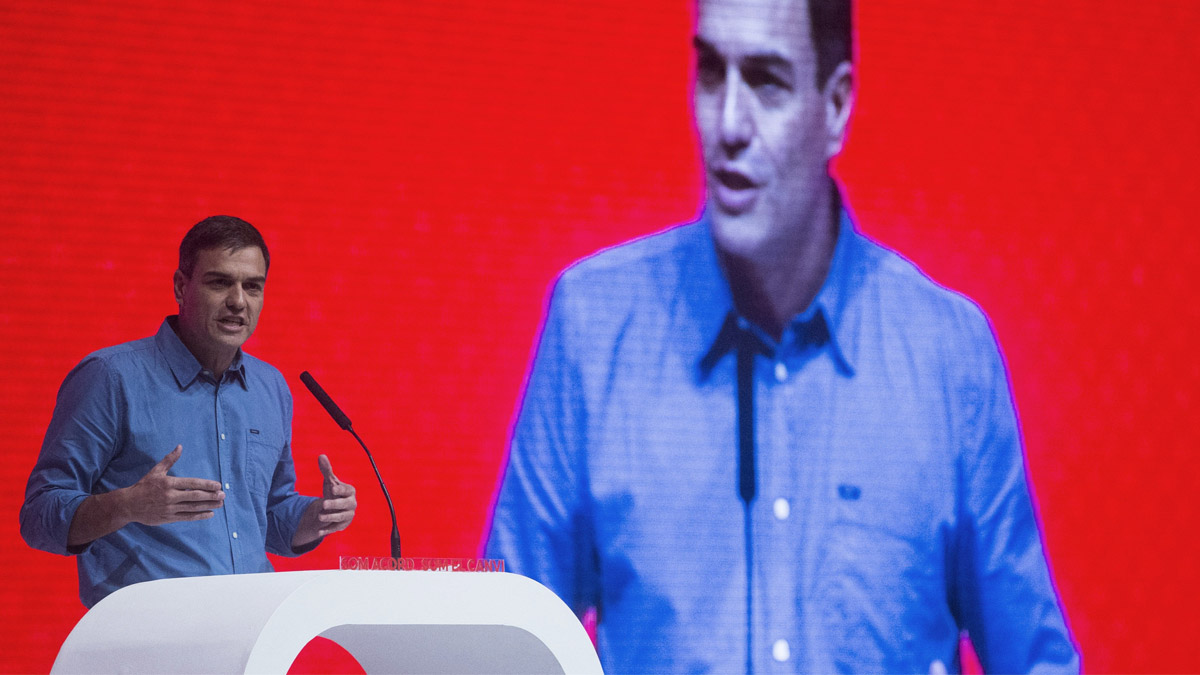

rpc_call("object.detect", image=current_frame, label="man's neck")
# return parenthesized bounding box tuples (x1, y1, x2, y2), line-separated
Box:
(169, 318, 236, 378)
(718, 194, 839, 341)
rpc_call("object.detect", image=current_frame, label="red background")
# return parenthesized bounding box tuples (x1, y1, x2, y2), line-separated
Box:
(2, 0, 1198, 672)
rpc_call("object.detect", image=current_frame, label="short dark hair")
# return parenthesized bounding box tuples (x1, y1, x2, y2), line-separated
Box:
(178, 215, 270, 278)
(808, 0, 853, 88)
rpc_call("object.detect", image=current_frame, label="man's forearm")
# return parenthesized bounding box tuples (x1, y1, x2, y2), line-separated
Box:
(291, 498, 324, 550)
(66, 489, 131, 548)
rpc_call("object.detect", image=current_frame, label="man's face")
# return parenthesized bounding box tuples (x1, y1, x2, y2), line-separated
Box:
(694, 0, 849, 256)
(173, 246, 266, 366)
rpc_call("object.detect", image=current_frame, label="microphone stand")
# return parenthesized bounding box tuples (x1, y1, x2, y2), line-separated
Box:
(348, 426, 402, 559)
(300, 370, 402, 559)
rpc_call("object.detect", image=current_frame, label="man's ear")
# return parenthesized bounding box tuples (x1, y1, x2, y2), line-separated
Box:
(173, 269, 186, 306)
(823, 60, 854, 158)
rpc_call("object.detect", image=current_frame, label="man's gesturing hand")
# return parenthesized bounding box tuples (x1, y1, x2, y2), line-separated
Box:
(65, 445, 224, 547)
(123, 445, 225, 526)
(292, 454, 357, 549)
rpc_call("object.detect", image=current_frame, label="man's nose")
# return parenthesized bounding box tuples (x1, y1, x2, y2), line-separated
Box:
(719, 68, 753, 154)
(226, 285, 246, 309)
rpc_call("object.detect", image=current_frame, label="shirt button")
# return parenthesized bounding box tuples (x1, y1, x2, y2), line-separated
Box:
(224, 483, 231, 490)
(232, 531, 239, 539)
(220, 433, 226, 440)
(774, 362, 788, 382)
(772, 639, 790, 662)
(773, 498, 790, 520)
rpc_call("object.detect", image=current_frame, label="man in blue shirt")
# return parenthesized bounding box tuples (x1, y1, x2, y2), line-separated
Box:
(21, 215, 357, 608)
(486, 0, 1079, 671)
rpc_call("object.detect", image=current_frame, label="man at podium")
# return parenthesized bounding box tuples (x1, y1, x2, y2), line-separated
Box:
(485, 0, 1079, 672)
(20, 215, 357, 608)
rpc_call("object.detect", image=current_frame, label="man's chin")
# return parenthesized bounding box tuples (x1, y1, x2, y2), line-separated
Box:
(212, 330, 251, 351)
(709, 210, 773, 258)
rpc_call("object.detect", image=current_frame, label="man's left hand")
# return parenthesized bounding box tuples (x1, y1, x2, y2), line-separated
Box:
(292, 454, 357, 549)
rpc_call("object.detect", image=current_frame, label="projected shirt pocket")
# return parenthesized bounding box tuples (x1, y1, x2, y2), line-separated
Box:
(827, 473, 943, 569)
(817, 468, 953, 665)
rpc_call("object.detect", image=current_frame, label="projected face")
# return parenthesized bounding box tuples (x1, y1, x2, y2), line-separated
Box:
(173, 246, 267, 371)
(694, 0, 850, 257)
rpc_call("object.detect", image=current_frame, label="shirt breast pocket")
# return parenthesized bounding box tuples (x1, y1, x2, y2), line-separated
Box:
(243, 429, 283, 497)
(820, 471, 951, 621)
(818, 472, 957, 669)
(827, 470, 949, 566)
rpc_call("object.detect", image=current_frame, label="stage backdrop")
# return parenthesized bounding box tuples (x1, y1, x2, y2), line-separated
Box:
(2, 0, 1198, 672)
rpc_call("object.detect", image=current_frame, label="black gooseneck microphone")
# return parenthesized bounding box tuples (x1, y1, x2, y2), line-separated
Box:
(300, 370, 401, 559)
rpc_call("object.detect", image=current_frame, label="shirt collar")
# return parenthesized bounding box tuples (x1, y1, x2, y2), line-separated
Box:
(156, 316, 248, 390)
(799, 207, 861, 376)
(674, 213, 737, 379)
(695, 208, 864, 378)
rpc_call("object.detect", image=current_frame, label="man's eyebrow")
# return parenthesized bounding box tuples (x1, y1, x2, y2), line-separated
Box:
(741, 52, 793, 71)
(691, 36, 792, 70)
(199, 271, 267, 284)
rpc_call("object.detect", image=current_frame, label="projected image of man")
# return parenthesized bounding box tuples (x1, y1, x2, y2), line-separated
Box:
(485, 0, 1079, 672)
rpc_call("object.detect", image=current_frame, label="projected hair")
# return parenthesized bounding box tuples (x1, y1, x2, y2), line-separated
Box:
(178, 215, 271, 278)
(809, 0, 852, 88)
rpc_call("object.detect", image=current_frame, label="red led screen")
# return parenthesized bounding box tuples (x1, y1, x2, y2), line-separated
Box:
(2, 1, 1198, 672)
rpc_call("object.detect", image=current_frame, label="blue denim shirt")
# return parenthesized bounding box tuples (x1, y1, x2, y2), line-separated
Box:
(486, 212, 1079, 673)
(21, 317, 316, 607)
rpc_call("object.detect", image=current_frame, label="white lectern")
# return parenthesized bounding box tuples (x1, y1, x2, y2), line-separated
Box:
(51, 570, 604, 674)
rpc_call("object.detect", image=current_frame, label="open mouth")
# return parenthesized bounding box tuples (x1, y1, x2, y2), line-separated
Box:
(715, 168, 756, 190)
(712, 168, 760, 213)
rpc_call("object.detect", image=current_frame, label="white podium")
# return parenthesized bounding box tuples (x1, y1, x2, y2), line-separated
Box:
(51, 570, 604, 674)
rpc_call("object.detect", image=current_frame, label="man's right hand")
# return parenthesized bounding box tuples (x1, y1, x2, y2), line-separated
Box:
(121, 446, 224, 526)
(66, 445, 224, 547)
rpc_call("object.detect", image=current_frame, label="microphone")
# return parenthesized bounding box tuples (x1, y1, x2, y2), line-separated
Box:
(300, 371, 352, 430)
(300, 370, 402, 559)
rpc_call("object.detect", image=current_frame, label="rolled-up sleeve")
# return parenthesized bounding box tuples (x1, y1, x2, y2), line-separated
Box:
(20, 357, 123, 556)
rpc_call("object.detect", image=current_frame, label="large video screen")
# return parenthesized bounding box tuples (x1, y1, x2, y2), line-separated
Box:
(2, 0, 1197, 671)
